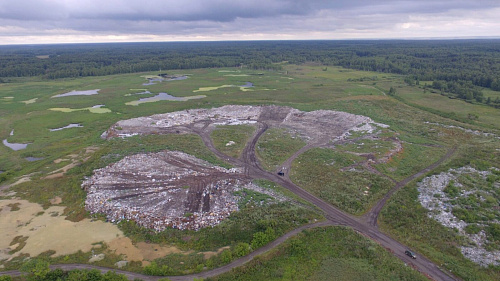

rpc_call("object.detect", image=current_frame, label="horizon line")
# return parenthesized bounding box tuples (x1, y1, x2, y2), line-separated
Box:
(1, 36, 500, 47)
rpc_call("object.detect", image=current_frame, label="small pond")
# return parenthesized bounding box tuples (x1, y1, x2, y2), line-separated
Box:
(3, 139, 29, 151)
(52, 89, 100, 98)
(126, 91, 151, 96)
(3, 130, 29, 150)
(126, 92, 205, 106)
(240, 82, 254, 88)
(49, 105, 111, 114)
(25, 157, 44, 162)
(50, 124, 83, 132)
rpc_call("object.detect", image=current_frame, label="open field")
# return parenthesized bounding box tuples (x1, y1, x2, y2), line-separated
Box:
(256, 128, 306, 172)
(1, 64, 499, 280)
(210, 125, 256, 159)
(392, 83, 500, 130)
(290, 148, 395, 215)
(209, 226, 428, 281)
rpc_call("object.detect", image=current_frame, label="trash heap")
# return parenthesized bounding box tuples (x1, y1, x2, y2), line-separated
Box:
(82, 151, 283, 231)
(103, 105, 389, 146)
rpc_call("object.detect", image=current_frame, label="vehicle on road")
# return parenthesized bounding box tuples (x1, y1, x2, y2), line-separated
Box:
(405, 250, 417, 259)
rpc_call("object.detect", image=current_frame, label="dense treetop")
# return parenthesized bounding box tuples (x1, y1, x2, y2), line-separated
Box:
(1, 40, 499, 103)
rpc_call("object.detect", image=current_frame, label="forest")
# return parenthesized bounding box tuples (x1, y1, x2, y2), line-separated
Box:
(1, 40, 500, 107)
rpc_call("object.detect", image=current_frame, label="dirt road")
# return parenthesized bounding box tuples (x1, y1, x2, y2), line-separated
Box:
(235, 114, 456, 279)
(363, 146, 457, 227)
(198, 114, 458, 281)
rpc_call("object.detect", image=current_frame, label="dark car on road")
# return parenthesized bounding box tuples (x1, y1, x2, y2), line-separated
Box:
(405, 250, 417, 259)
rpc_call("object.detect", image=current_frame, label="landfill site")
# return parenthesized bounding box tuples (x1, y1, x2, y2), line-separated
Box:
(83, 151, 287, 231)
(88, 105, 391, 231)
(418, 166, 500, 266)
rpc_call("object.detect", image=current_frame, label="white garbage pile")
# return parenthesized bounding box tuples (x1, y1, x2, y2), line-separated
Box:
(82, 150, 285, 231)
(418, 166, 500, 266)
(103, 105, 390, 146)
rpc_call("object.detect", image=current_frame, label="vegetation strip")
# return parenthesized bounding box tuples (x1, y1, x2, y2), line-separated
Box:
(0, 222, 331, 281)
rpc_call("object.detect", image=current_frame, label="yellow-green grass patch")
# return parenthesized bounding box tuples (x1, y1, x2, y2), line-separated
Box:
(49, 106, 112, 114)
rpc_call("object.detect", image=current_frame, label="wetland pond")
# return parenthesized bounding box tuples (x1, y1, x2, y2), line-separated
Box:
(126, 92, 205, 106)
(3, 130, 29, 150)
(52, 89, 100, 98)
(3, 139, 29, 151)
(49, 124, 83, 132)
(25, 157, 44, 162)
(49, 105, 111, 114)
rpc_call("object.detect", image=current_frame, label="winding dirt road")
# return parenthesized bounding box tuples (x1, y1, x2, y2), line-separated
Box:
(0, 111, 459, 281)
(196, 114, 459, 281)
(363, 146, 457, 227)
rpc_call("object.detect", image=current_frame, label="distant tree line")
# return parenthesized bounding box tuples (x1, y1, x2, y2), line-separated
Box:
(1, 40, 499, 106)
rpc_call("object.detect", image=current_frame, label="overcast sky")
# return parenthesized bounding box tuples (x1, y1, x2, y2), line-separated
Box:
(1, 0, 499, 45)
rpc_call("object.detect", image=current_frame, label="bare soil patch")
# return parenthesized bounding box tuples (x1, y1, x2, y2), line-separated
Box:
(107, 237, 190, 262)
(49, 196, 62, 205)
(0, 199, 123, 261)
(107, 236, 229, 263)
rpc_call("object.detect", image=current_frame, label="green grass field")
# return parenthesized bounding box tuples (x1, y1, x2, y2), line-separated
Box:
(290, 148, 394, 214)
(210, 125, 256, 159)
(394, 83, 500, 130)
(374, 143, 448, 181)
(256, 128, 306, 172)
(208, 226, 428, 281)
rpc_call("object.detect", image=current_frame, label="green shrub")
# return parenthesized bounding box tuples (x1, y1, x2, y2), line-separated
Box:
(20, 259, 50, 281)
(233, 242, 251, 258)
(487, 224, 500, 241)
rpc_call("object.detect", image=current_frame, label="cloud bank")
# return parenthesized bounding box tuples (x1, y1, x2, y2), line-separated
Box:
(1, 0, 499, 44)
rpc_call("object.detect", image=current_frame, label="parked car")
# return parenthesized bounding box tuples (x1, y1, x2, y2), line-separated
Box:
(405, 250, 417, 259)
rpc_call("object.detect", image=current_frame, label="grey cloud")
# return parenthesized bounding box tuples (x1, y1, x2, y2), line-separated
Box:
(5, 0, 499, 23)
(0, 0, 499, 42)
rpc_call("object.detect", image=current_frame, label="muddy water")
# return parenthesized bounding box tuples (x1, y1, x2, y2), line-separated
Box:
(138, 92, 189, 102)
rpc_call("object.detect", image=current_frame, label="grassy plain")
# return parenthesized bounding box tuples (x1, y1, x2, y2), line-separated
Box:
(374, 143, 448, 181)
(290, 148, 394, 214)
(1, 64, 499, 280)
(209, 226, 428, 281)
(210, 125, 256, 159)
(256, 128, 306, 172)
(390, 82, 500, 130)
